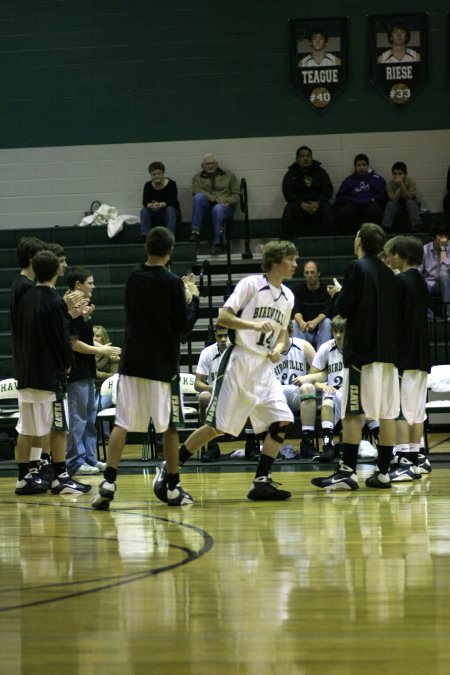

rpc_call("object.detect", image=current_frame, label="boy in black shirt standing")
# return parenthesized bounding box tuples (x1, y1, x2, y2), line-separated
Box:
(92, 227, 199, 510)
(15, 250, 91, 495)
(385, 236, 431, 480)
(312, 223, 400, 490)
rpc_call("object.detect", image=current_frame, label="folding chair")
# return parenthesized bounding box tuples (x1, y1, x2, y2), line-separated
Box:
(96, 374, 118, 461)
(424, 365, 450, 453)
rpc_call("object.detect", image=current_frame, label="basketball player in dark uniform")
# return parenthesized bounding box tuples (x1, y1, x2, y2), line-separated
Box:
(311, 223, 400, 490)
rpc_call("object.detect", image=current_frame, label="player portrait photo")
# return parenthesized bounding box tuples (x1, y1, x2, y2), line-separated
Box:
(289, 17, 348, 112)
(369, 13, 427, 108)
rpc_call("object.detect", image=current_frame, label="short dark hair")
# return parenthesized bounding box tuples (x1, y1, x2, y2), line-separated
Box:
(387, 23, 411, 44)
(308, 27, 328, 42)
(32, 250, 59, 283)
(46, 242, 65, 258)
(262, 240, 298, 272)
(148, 161, 165, 174)
(359, 223, 385, 256)
(429, 220, 450, 239)
(67, 267, 93, 290)
(296, 145, 312, 158)
(389, 235, 423, 266)
(354, 153, 369, 166)
(146, 226, 174, 257)
(16, 237, 47, 269)
(392, 161, 407, 174)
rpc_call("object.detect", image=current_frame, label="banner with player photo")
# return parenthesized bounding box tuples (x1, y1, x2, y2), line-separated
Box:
(289, 17, 348, 112)
(369, 13, 427, 108)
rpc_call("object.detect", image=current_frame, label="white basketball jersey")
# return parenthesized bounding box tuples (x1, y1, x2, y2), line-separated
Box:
(273, 337, 308, 385)
(224, 274, 294, 358)
(196, 343, 224, 385)
(313, 338, 344, 389)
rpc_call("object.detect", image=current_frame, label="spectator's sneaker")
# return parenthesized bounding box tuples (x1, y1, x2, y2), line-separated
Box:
(201, 441, 220, 463)
(320, 440, 336, 462)
(311, 464, 359, 491)
(15, 469, 48, 495)
(91, 480, 116, 510)
(244, 435, 261, 461)
(153, 462, 169, 503)
(95, 461, 107, 472)
(365, 470, 391, 489)
(51, 472, 92, 495)
(417, 454, 432, 475)
(167, 484, 194, 506)
(211, 243, 225, 255)
(389, 457, 416, 482)
(189, 230, 199, 242)
(300, 437, 317, 460)
(247, 476, 291, 501)
(75, 462, 100, 475)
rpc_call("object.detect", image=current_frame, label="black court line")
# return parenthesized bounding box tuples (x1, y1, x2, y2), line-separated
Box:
(0, 500, 214, 613)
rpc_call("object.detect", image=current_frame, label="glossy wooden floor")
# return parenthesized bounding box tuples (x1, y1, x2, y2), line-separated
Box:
(0, 463, 449, 675)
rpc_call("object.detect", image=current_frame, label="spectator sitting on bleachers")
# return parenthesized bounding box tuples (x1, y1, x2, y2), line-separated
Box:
(190, 153, 240, 255)
(382, 161, 423, 233)
(139, 161, 181, 241)
(292, 260, 332, 349)
(418, 221, 450, 317)
(281, 145, 335, 238)
(335, 153, 387, 233)
(273, 323, 317, 460)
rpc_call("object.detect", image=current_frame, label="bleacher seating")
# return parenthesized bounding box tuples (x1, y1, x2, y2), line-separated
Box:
(0, 218, 447, 380)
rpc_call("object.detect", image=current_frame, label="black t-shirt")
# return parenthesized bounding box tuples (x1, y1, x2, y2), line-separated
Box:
(16, 286, 73, 391)
(293, 282, 332, 322)
(396, 268, 430, 373)
(335, 255, 400, 368)
(120, 264, 199, 382)
(10, 274, 34, 336)
(68, 313, 96, 381)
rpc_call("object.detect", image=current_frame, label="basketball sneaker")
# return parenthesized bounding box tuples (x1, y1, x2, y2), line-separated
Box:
(51, 472, 92, 495)
(300, 435, 316, 460)
(247, 476, 291, 501)
(201, 441, 220, 463)
(37, 458, 54, 488)
(365, 470, 391, 489)
(91, 480, 116, 510)
(244, 434, 261, 461)
(320, 437, 335, 462)
(15, 468, 48, 495)
(167, 484, 194, 506)
(389, 457, 417, 482)
(311, 464, 359, 490)
(153, 462, 169, 503)
(417, 454, 432, 474)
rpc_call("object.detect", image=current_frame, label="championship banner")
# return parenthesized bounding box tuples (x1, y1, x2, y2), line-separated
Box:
(369, 14, 427, 108)
(289, 17, 348, 112)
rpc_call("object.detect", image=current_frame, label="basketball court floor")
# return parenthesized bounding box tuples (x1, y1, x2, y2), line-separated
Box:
(0, 448, 449, 675)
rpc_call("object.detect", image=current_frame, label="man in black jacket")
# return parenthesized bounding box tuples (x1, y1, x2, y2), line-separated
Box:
(281, 146, 335, 238)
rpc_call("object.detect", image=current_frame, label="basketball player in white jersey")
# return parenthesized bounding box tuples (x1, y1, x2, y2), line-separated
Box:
(273, 324, 316, 458)
(154, 240, 298, 501)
